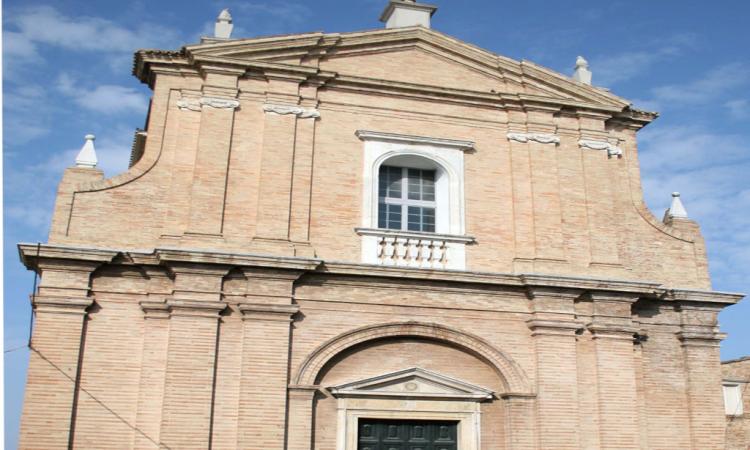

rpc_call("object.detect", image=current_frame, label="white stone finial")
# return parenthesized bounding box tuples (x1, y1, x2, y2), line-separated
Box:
(214, 8, 234, 39)
(75, 134, 98, 168)
(667, 192, 689, 219)
(380, 0, 437, 29)
(573, 55, 592, 85)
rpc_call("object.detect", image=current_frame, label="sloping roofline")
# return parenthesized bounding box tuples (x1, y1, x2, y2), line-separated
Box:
(133, 25, 658, 126)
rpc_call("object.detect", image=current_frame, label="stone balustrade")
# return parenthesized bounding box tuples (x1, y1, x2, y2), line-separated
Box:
(355, 228, 474, 270)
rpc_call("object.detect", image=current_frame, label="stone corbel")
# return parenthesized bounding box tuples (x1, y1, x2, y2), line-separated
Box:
(262, 103, 320, 119)
(507, 132, 560, 145)
(177, 96, 240, 111)
(578, 139, 623, 158)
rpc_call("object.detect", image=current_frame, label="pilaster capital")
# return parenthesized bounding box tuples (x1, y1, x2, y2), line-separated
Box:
(32, 296, 93, 316)
(238, 303, 299, 322)
(167, 299, 226, 318)
(587, 323, 639, 341)
(527, 319, 583, 337)
(288, 384, 320, 397)
(525, 286, 582, 301)
(139, 300, 170, 319)
(677, 330, 726, 347)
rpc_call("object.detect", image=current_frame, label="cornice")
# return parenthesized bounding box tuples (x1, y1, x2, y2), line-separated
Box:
(133, 27, 652, 126)
(18, 243, 118, 271)
(355, 130, 475, 151)
(17, 244, 743, 307)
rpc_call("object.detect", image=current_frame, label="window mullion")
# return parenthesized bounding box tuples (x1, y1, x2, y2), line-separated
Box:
(401, 167, 408, 230)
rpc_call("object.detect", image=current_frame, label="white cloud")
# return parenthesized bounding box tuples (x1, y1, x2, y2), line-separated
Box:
(56, 73, 149, 115)
(651, 62, 750, 105)
(4, 5, 184, 74)
(7, 6, 181, 53)
(591, 34, 697, 87)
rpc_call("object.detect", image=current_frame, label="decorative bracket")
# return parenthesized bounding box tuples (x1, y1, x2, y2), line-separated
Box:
(262, 103, 320, 119)
(578, 139, 623, 158)
(177, 96, 240, 111)
(507, 132, 560, 145)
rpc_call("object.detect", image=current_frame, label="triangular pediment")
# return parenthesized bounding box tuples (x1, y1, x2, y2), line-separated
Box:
(328, 367, 494, 400)
(184, 27, 632, 111)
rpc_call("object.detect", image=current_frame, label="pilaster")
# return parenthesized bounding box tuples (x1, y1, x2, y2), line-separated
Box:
(18, 253, 110, 450)
(587, 292, 640, 450)
(526, 287, 582, 449)
(286, 385, 320, 450)
(185, 67, 244, 237)
(253, 74, 317, 255)
(507, 109, 536, 271)
(677, 302, 726, 450)
(132, 298, 170, 449)
(236, 267, 303, 449)
(578, 111, 622, 270)
(158, 263, 229, 449)
(501, 393, 538, 450)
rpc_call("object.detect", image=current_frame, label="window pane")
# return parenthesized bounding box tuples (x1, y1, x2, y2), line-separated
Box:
(387, 204, 402, 229)
(406, 168, 437, 201)
(422, 171, 435, 201)
(387, 166, 402, 198)
(378, 200, 387, 228)
(423, 207, 435, 232)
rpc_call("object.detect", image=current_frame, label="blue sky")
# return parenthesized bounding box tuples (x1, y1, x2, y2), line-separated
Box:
(3, 0, 749, 447)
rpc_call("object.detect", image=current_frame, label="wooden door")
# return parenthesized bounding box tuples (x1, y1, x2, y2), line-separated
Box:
(357, 418, 458, 450)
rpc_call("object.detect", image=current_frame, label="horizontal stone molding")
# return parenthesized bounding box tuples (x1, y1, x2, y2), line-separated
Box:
(587, 323, 639, 340)
(166, 299, 227, 318)
(262, 103, 320, 118)
(238, 303, 300, 321)
(578, 139, 623, 157)
(17, 244, 744, 307)
(527, 319, 583, 336)
(507, 132, 560, 145)
(139, 300, 170, 319)
(32, 296, 93, 315)
(356, 130, 475, 151)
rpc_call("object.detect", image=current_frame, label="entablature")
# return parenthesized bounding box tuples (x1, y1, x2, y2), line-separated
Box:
(19, 243, 743, 308)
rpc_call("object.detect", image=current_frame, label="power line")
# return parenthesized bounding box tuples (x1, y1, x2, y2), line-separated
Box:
(28, 345, 171, 449)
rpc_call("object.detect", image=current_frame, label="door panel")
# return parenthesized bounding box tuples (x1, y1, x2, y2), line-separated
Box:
(357, 419, 458, 450)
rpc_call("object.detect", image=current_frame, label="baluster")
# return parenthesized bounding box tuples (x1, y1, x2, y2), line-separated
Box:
(377, 236, 386, 263)
(439, 241, 448, 268)
(383, 237, 395, 265)
(395, 237, 407, 265)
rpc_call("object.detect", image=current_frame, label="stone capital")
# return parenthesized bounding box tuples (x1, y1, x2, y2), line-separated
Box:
(238, 303, 300, 322)
(527, 319, 583, 337)
(139, 300, 170, 319)
(32, 295, 93, 316)
(167, 299, 227, 318)
(587, 323, 639, 341)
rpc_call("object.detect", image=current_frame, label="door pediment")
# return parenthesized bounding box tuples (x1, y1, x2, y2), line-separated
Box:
(328, 367, 494, 400)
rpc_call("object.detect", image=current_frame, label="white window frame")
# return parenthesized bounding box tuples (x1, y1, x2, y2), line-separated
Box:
(724, 382, 744, 416)
(357, 130, 471, 235)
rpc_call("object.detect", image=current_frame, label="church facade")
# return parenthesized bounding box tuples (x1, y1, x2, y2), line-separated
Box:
(18, 2, 743, 449)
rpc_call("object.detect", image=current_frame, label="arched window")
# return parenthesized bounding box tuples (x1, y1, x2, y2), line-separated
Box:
(378, 163, 436, 233)
(356, 130, 475, 270)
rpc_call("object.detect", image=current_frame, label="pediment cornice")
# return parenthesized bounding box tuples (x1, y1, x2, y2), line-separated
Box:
(134, 26, 655, 124)
(328, 367, 494, 400)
